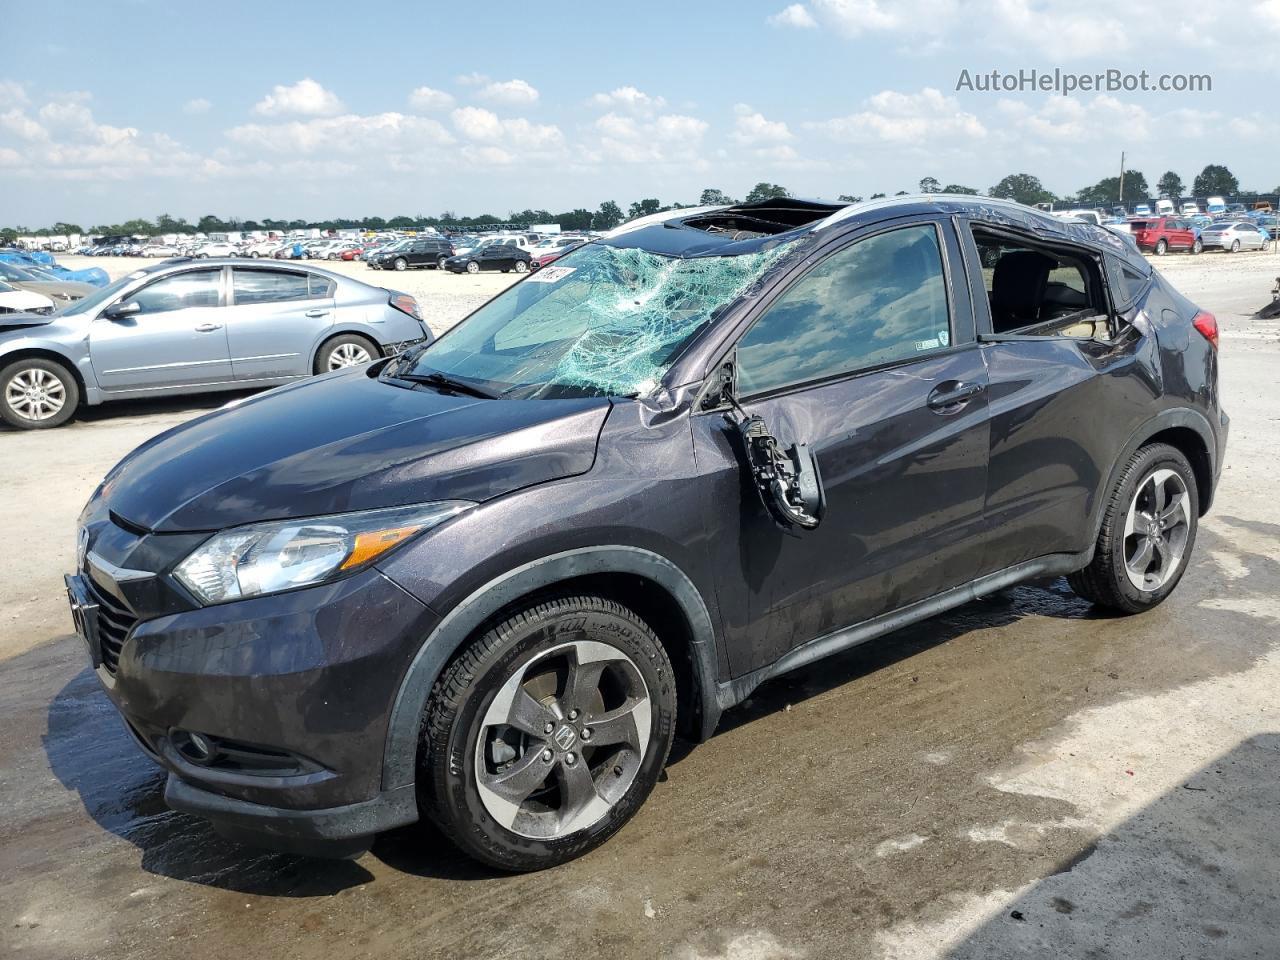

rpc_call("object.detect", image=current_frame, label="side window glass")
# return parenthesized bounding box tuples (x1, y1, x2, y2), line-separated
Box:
(129, 269, 220, 314)
(307, 274, 335, 298)
(1119, 261, 1149, 301)
(232, 269, 309, 305)
(737, 223, 950, 395)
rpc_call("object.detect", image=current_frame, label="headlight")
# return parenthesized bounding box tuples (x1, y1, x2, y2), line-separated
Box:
(174, 501, 472, 605)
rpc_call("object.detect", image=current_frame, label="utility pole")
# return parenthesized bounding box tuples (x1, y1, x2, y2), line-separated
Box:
(1118, 151, 1126, 208)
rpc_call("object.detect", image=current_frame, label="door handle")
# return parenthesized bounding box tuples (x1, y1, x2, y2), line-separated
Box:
(926, 380, 985, 412)
(305, 309, 330, 318)
(194, 322, 223, 332)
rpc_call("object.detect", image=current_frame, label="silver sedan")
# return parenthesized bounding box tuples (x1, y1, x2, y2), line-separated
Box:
(1199, 221, 1271, 253)
(0, 258, 430, 429)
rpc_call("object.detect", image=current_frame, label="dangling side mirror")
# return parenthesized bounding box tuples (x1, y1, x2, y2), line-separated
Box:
(712, 355, 825, 533)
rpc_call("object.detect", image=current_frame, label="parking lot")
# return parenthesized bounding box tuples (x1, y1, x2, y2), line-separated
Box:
(2, 250, 1279, 959)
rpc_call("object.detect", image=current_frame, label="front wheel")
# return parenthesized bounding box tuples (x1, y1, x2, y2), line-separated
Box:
(394, 258, 408, 271)
(0, 357, 79, 429)
(1068, 443, 1198, 613)
(1155, 239, 1168, 255)
(1191, 238, 1202, 254)
(466, 261, 480, 274)
(419, 595, 677, 872)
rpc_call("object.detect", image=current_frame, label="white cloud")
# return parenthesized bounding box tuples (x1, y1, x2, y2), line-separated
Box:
(807, 87, 985, 144)
(408, 86, 454, 111)
(590, 86, 667, 114)
(455, 72, 489, 86)
(451, 106, 504, 141)
(478, 79, 539, 105)
(767, 3, 818, 28)
(252, 78, 344, 117)
(733, 104, 792, 143)
(228, 112, 453, 154)
(448, 107, 563, 160)
(804, 0, 959, 37)
(0, 81, 29, 106)
(996, 94, 1150, 142)
(589, 111, 709, 166)
(0, 108, 49, 142)
(183, 98, 212, 115)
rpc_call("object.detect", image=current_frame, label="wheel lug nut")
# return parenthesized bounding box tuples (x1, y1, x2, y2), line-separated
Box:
(581, 728, 592, 741)
(565, 752, 577, 765)
(568, 709, 579, 721)
(541, 749, 553, 762)
(544, 721, 554, 734)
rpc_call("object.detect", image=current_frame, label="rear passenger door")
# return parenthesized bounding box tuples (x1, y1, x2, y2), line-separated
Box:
(226, 267, 336, 380)
(694, 218, 991, 676)
(959, 221, 1163, 574)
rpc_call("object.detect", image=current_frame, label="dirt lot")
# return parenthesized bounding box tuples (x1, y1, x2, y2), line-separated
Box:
(1, 249, 1279, 960)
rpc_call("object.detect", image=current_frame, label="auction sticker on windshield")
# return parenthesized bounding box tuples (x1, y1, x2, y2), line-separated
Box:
(526, 266, 576, 283)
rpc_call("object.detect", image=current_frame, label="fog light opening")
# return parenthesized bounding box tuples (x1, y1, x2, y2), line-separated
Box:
(175, 731, 219, 766)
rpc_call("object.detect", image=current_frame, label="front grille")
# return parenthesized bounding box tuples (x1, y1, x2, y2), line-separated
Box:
(84, 575, 138, 674)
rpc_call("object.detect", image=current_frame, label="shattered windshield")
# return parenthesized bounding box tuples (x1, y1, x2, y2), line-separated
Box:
(402, 240, 792, 398)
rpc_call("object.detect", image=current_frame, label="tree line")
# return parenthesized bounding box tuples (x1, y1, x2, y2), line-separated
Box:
(5, 166, 1275, 243)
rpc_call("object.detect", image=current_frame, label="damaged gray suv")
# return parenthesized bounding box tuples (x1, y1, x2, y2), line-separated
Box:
(68, 196, 1226, 871)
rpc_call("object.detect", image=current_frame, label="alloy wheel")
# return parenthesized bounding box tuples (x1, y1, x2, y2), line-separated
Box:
(474, 640, 652, 840)
(327, 343, 372, 369)
(1123, 468, 1191, 591)
(5, 367, 66, 421)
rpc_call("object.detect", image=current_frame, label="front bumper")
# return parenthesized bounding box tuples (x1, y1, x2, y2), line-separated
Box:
(72, 564, 438, 853)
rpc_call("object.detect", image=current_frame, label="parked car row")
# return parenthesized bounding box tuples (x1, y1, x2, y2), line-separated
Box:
(1130, 217, 1273, 255)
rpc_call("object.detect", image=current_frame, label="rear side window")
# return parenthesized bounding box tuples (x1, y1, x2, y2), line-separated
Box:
(308, 274, 335, 298)
(130, 269, 221, 314)
(971, 229, 1107, 335)
(1117, 261, 1149, 302)
(737, 223, 951, 395)
(232, 269, 309, 305)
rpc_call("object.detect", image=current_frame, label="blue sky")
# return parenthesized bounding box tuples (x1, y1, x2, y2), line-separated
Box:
(3, 0, 1276, 224)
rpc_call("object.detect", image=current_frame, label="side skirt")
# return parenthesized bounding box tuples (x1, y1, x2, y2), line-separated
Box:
(713, 549, 1093, 714)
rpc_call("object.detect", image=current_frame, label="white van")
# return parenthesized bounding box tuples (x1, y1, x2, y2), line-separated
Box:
(1154, 199, 1175, 217)
(1206, 196, 1226, 216)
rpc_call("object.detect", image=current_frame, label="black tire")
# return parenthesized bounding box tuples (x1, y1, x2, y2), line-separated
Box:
(1155, 239, 1168, 255)
(514, 260, 528, 274)
(1068, 443, 1199, 613)
(1191, 238, 1202, 254)
(0, 357, 79, 429)
(313, 333, 380, 374)
(1230, 239, 1240, 253)
(466, 261, 480, 274)
(394, 257, 408, 271)
(435, 255, 447, 269)
(418, 594, 677, 872)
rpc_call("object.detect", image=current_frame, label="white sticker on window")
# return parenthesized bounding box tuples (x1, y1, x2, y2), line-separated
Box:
(914, 337, 941, 351)
(938, 330, 950, 347)
(525, 266, 576, 283)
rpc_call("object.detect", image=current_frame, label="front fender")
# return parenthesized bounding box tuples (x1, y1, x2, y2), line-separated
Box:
(0, 335, 98, 401)
(378, 544, 723, 792)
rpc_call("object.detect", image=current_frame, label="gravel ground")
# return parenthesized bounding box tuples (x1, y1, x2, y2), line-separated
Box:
(1, 247, 1278, 960)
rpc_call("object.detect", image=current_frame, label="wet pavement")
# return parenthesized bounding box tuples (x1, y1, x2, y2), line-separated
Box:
(2, 262, 1279, 959)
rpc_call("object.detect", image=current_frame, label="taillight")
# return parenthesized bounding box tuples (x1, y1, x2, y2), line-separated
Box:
(1192, 311, 1218, 350)
(389, 293, 421, 320)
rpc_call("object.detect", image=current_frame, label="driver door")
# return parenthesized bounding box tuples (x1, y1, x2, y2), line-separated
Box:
(692, 219, 991, 676)
(89, 267, 233, 393)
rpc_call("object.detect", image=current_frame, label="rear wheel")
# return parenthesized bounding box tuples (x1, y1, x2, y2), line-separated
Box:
(1068, 443, 1198, 613)
(0, 357, 79, 429)
(1155, 239, 1168, 255)
(514, 260, 529, 274)
(419, 595, 677, 872)
(315, 334, 379, 373)
(1230, 239, 1241, 253)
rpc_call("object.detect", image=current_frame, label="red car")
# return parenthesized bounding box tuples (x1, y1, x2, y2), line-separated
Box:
(530, 242, 584, 270)
(340, 246, 367, 261)
(1129, 217, 1198, 255)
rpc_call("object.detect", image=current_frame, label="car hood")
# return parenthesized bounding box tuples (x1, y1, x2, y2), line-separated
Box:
(102, 368, 612, 533)
(0, 311, 54, 330)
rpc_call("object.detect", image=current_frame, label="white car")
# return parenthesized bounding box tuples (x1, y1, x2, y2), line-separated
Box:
(141, 243, 179, 257)
(194, 242, 238, 258)
(1180, 202, 1201, 216)
(1199, 220, 1270, 253)
(0, 280, 55, 315)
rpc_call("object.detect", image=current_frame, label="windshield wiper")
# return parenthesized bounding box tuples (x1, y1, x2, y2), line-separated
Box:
(395, 370, 499, 399)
